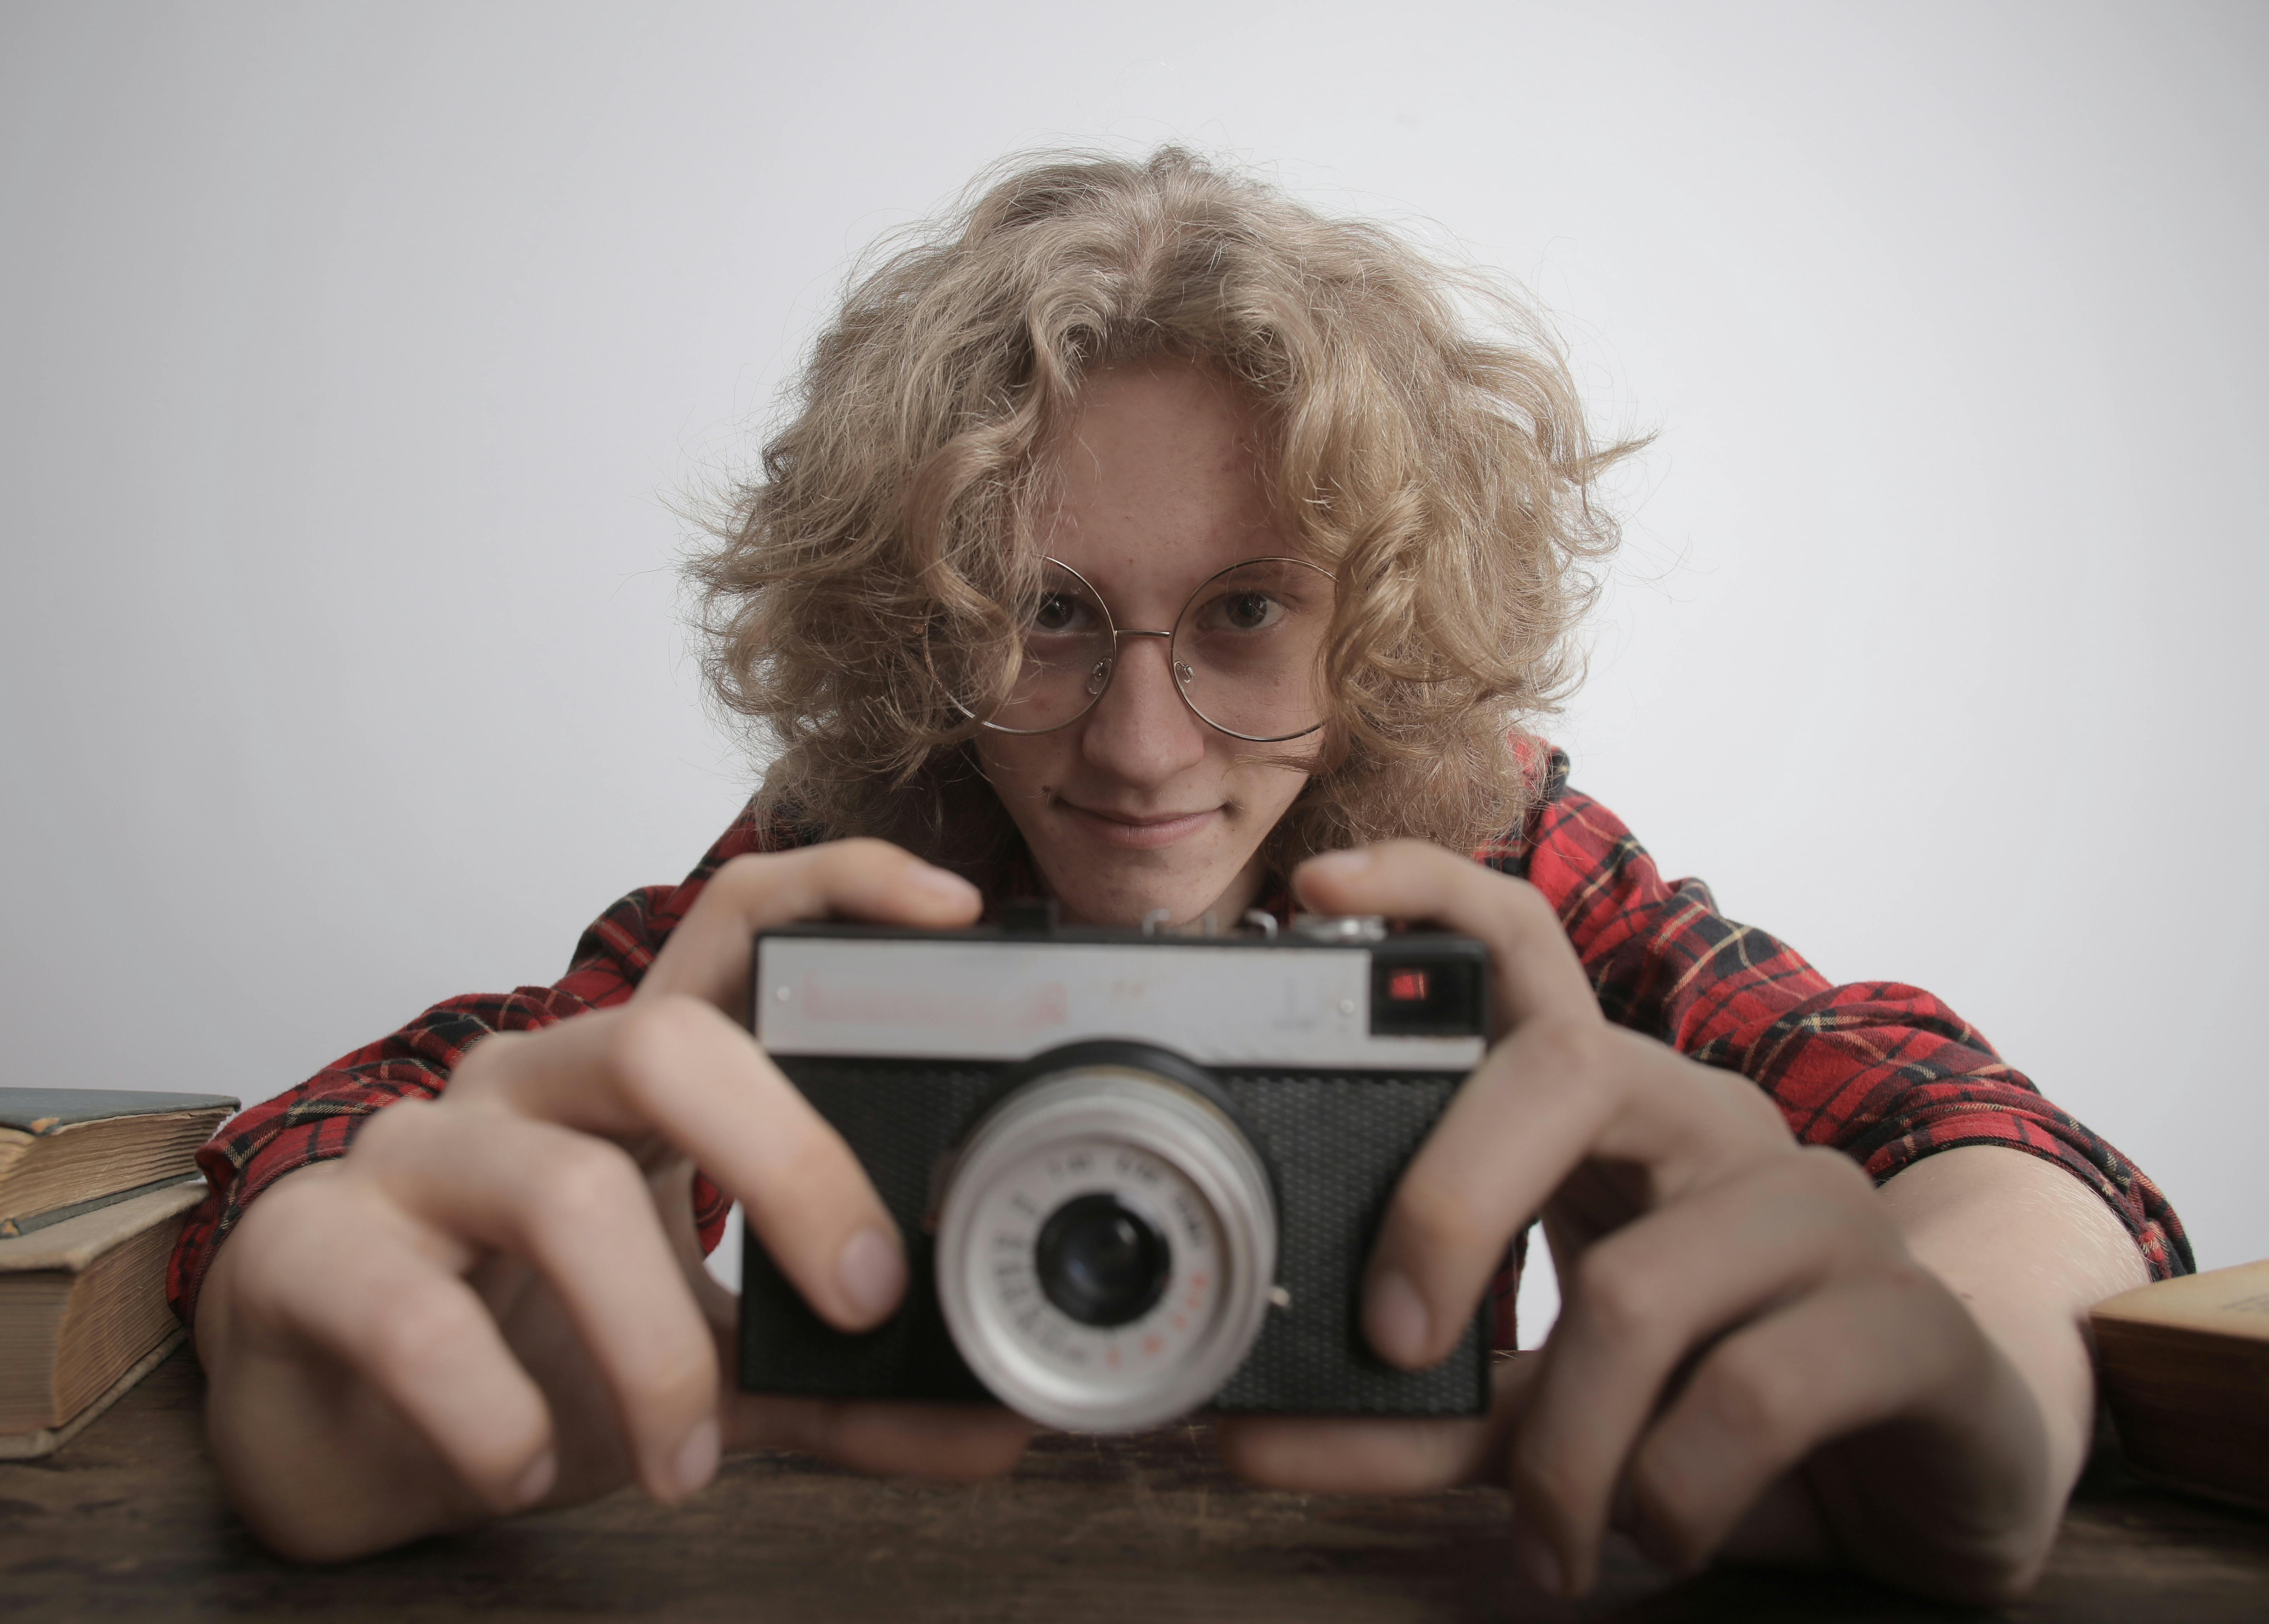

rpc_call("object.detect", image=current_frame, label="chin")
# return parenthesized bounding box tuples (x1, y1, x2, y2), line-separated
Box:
(1055, 887, 1197, 929)
(1044, 866, 1244, 930)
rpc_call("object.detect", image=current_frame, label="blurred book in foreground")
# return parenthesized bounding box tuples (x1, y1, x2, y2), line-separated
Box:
(1, 1179, 208, 1457)
(1, 1089, 235, 1237)
(2093, 1258, 2269, 1513)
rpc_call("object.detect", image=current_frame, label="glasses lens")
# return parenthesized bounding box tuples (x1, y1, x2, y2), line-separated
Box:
(983, 562, 1116, 733)
(1170, 558, 1333, 741)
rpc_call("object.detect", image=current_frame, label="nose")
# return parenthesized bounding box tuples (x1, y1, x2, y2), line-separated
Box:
(1078, 634, 1209, 784)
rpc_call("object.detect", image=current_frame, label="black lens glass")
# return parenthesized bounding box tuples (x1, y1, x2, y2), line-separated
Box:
(1034, 1193, 1171, 1328)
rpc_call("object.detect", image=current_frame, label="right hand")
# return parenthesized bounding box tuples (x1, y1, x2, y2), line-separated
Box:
(194, 840, 1034, 1561)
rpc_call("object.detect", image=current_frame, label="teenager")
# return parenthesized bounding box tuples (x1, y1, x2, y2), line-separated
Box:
(176, 149, 2186, 1597)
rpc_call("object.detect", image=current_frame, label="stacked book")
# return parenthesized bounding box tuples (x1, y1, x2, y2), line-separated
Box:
(0, 1088, 236, 1458)
(2094, 1257, 2269, 1513)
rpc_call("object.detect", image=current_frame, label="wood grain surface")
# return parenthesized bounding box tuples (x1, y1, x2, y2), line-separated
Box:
(2, 1348, 2264, 1622)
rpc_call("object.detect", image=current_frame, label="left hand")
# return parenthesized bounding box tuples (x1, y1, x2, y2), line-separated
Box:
(1213, 841, 2056, 1605)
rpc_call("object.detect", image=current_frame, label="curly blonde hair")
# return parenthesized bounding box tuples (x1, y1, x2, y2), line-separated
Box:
(692, 147, 1636, 881)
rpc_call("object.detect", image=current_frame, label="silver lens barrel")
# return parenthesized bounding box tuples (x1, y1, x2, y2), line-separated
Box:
(934, 1062, 1277, 1433)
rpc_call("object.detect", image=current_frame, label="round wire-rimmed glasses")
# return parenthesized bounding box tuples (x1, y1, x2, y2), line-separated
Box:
(930, 555, 1337, 744)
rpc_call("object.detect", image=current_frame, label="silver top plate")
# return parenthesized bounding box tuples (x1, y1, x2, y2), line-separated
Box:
(756, 937, 1486, 1071)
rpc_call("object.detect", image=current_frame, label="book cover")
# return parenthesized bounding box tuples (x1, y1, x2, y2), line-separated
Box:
(0, 1089, 240, 1135)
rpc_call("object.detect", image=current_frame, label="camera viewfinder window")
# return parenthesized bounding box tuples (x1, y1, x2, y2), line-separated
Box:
(1367, 953, 1484, 1037)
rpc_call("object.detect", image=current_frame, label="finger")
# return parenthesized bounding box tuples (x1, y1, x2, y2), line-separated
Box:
(225, 1168, 557, 1515)
(452, 998, 908, 1332)
(1363, 1023, 1787, 1368)
(1293, 840, 1596, 1031)
(1507, 1149, 1886, 1592)
(727, 1394, 1036, 1481)
(1623, 1268, 1999, 1583)
(640, 840, 983, 1018)
(354, 1100, 722, 1504)
(1214, 1354, 1541, 1492)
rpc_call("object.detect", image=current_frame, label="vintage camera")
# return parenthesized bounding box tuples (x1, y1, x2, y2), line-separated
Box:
(737, 910, 1493, 1430)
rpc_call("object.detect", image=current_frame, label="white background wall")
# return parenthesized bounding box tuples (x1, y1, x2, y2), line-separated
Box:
(3, 3, 2262, 1293)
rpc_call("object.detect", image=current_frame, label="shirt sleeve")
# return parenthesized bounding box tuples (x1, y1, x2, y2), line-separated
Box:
(1482, 755, 2193, 1282)
(167, 806, 786, 1328)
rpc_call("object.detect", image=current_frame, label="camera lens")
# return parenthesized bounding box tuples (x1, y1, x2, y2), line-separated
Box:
(1035, 1193, 1170, 1327)
(934, 1050, 1278, 1433)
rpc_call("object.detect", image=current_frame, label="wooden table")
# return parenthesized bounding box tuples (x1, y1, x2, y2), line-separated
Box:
(4, 1348, 2265, 1621)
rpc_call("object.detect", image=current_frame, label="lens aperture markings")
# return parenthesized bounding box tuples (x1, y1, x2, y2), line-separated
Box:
(966, 1137, 1224, 1393)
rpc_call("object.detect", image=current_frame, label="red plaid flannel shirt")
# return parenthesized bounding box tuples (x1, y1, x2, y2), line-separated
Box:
(167, 754, 2192, 1336)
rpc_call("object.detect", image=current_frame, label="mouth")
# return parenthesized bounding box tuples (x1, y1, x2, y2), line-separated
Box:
(1056, 801, 1222, 851)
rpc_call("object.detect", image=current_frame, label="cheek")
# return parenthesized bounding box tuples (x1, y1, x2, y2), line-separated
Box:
(1233, 761, 1312, 831)
(974, 734, 1066, 801)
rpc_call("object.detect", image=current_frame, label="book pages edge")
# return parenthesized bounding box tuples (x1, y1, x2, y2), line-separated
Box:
(0, 1326, 187, 1461)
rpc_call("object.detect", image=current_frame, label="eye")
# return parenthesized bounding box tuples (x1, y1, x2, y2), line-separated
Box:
(1227, 591, 1273, 630)
(1031, 593, 1087, 634)
(1204, 590, 1282, 633)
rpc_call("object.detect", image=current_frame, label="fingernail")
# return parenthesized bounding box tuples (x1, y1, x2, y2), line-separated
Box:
(908, 864, 981, 905)
(1365, 1268, 1431, 1366)
(1304, 849, 1374, 879)
(511, 1450, 557, 1510)
(1513, 1520, 1565, 1596)
(670, 1417, 720, 1500)
(836, 1225, 906, 1322)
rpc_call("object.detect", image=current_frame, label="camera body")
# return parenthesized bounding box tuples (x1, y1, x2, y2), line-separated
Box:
(738, 913, 1493, 1431)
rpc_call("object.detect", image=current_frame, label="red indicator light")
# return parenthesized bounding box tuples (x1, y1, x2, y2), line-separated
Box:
(1387, 968, 1430, 1003)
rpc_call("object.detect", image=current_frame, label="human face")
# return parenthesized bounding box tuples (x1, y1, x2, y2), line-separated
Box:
(974, 362, 1316, 928)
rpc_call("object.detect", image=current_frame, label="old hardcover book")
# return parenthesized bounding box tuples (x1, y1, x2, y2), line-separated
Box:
(0, 1088, 236, 1236)
(2092, 1258, 2269, 1513)
(0, 1178, 206, 1455)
